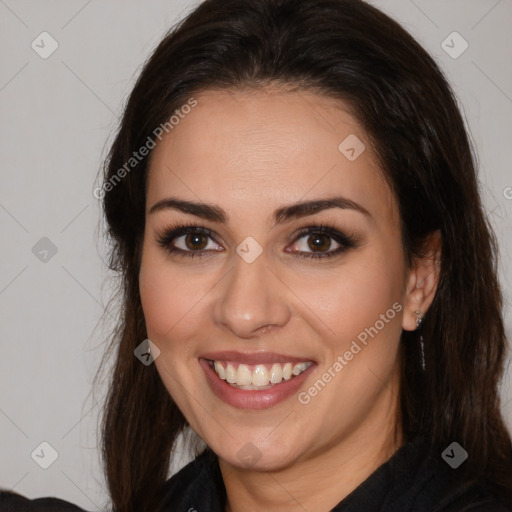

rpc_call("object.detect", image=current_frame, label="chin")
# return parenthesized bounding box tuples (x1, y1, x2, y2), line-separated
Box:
(212, 433, 305, 472)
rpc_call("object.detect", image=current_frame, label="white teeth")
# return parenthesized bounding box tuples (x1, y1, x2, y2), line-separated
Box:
(214, 361, 225, 380)
(252, 365, 269, 386)
(225, 363, 237, 384)
(236, 364, 252, 386)
(212, 360, 312, 387)
(234, 383, 273, 391)
(269, 363, 283, 384)
(292, 362, 308, 375)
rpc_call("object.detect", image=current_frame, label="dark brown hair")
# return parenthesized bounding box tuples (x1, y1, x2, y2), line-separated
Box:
(96, 0, 512, 510)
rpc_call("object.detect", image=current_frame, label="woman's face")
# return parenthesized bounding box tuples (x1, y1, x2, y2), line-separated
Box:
(139, 87, 416, 471)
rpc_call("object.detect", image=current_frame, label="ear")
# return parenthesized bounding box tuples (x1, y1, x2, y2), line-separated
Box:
(402, 230, 442, 331)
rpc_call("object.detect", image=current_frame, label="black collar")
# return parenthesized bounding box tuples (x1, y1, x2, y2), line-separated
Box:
(160, 435, 507, 511)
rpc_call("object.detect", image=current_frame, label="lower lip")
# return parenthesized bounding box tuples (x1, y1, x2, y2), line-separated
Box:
(199, 358, 316, 410)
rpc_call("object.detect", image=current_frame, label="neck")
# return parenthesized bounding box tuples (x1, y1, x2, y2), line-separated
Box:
(220, 381, 404, 512)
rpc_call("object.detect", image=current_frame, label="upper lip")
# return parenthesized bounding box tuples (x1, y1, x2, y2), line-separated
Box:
(199, 351, 315, 365)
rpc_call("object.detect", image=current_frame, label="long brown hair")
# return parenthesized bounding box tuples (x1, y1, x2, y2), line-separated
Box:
(95, 0, 512, 510)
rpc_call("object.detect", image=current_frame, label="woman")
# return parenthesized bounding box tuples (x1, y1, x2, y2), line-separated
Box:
(2, 0, 511, 511)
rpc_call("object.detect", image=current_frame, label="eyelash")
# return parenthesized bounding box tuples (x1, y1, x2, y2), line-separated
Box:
(156, 221, 359, 260)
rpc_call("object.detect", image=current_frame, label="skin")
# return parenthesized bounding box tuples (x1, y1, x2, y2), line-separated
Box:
(139, 87, 441, 512)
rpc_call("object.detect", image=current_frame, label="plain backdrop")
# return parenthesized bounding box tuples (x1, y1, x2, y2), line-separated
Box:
(1, 0, 511, 510)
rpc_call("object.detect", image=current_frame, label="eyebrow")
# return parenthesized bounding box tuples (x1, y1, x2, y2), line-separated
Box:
(148, 196, 371, 225)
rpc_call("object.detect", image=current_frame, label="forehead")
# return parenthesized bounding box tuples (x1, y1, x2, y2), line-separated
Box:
(146, 87, 399, 226)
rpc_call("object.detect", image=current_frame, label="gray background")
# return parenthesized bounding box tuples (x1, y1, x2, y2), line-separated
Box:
(0, 0, 511, 509)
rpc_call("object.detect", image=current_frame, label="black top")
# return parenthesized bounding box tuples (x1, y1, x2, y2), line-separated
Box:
(160, 435, 511, 512)
(2, 436, 511, 511)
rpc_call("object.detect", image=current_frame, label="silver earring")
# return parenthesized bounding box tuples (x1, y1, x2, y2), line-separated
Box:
(415, 310, 426, 371)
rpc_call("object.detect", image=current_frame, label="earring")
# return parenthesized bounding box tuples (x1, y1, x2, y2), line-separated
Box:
(415, 310, 426, 371)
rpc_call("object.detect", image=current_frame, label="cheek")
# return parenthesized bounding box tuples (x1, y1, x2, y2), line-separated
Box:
(293, 252, 405, 434)
(139, 247, 207, 340)
(139, 259, 177, 338)
(293, 248, 404, 343)
(138, 249, 204, 408)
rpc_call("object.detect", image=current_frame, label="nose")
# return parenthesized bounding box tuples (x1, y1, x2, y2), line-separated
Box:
(212, 252, 292, 340)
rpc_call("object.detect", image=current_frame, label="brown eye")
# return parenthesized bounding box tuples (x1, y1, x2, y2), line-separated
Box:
(184, 233, 208, 251)
(307, 233, 332, 252)
(286, 225, 358, 260)
(156, 224, 223, 258)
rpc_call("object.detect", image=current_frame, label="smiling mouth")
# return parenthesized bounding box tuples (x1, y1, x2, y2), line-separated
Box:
(206, 360, 313, 390)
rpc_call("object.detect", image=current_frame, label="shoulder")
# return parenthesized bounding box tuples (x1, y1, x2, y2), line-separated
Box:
(433, 482, 512, 512)
(412, 449, 512, 512)
(340, 435, 512, 512)
(0, 490, 89, 511)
